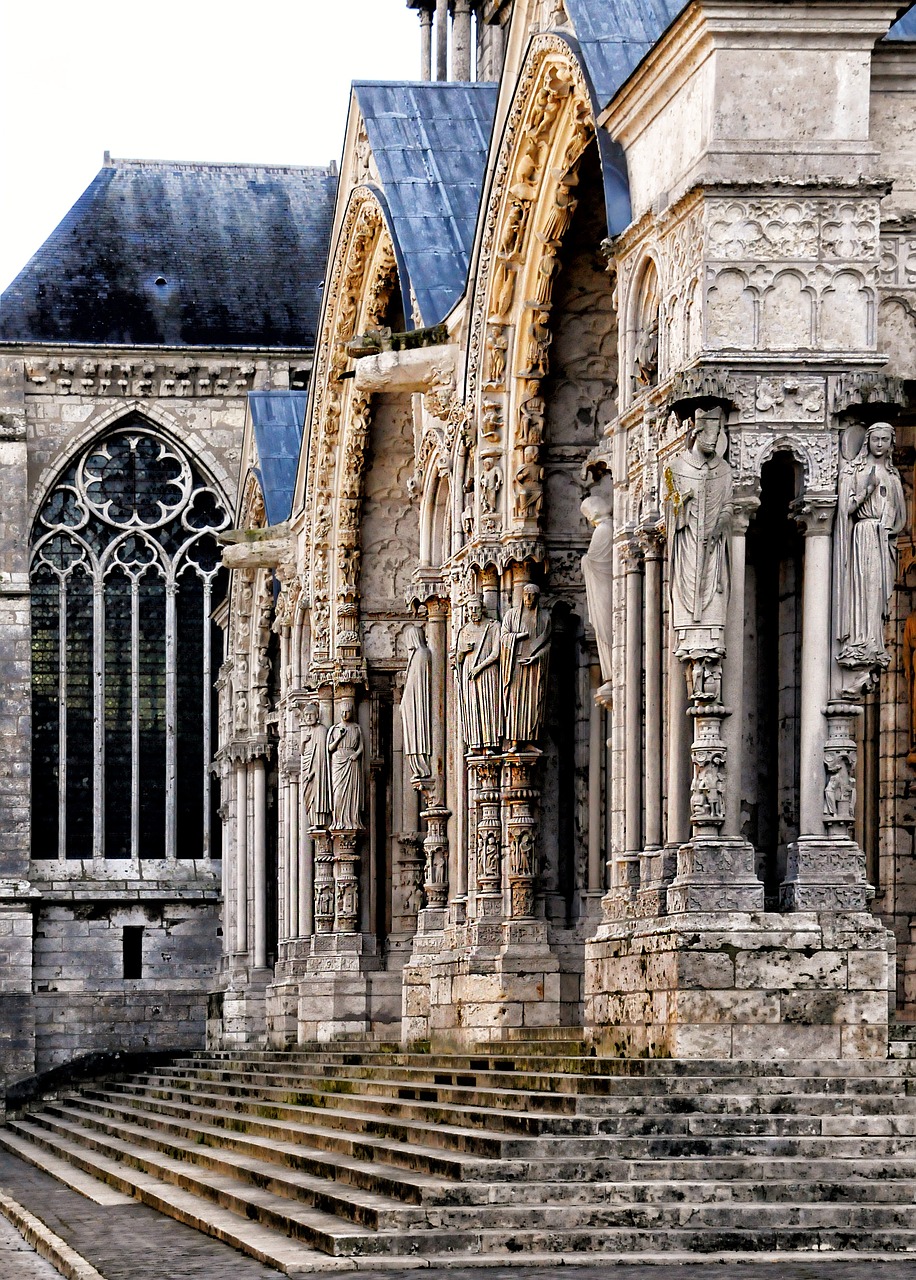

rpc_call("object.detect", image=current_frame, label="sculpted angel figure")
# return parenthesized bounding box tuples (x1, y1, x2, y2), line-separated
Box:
(300, 702, 331, 829)
(401, 624, 432, 785)
(664, 407, 733, 657)
(452, 594, 501, 751)
(327, 700, 365, 832)
(834, 422, 906, 672)
(500, 583, 552, 744)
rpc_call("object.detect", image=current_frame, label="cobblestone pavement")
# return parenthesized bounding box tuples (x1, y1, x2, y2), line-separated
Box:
(0, 1212, 61, 1280)
(1, 1151, 916, 1280)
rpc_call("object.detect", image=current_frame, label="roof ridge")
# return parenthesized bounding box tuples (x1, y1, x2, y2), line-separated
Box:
(104, 153, 337, 176)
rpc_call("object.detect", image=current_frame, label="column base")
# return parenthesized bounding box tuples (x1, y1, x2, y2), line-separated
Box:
(636, 845, 678, 917)
(585, 908, 891, 1060)
(666, 837, 765, 913)
(782, 836, 869, 911)
(297, 932, 379, 1042)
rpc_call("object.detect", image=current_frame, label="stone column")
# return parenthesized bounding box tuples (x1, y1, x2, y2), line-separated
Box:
(235, 760, 249, 953)
(422, 598, 450, 908)
(451, 0, 472, 79)
(435, 0, 448, 79)
(470, 757, 502, 934)
(783, 494, 868, 912)
(419, 5, 433, 80)
(333, 831, 360, 933)
(721, 496, 757, 839)
(666, 649, 691, 846)
(312, 830, 334, 933)
(587, 663, 604, 896)
(621, 540, 643, 900)
(503, 750, 540, 920)
(642, 533, 663, 849)
(252, 755, 268, 968)
(287, 766, 300, 938)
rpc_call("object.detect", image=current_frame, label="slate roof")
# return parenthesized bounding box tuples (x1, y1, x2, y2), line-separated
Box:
(248, 391, 309, 525)
(565, 1, 916, 110)
(0, 159, 337, 348)
(564, 0, 687, 112)
(353, 81, 497, 327)
(888, 5, 916, 39)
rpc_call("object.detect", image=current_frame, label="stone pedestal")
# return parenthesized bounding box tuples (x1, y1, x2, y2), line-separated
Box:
(297, 932, 377, 1042)
(667, 838, 765, 912)
(585, 908, 892, 1060)
(215, 961, 272, 1048)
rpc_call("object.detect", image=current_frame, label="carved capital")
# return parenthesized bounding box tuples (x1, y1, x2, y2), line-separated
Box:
(791, 491, 836, 536)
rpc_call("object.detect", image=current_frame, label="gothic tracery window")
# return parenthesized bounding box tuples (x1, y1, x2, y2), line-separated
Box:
(30, 421, 229, 861)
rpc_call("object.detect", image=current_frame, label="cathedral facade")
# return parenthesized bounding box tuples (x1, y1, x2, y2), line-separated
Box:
(5, 0, 916, 1083)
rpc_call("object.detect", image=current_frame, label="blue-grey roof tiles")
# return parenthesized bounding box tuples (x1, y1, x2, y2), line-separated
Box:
(0, 160, 337, 348)
(353, 81, 497, 327)
(248, 391, 309, 526)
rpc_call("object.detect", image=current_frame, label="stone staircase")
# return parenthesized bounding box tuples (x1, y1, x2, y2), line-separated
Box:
(5, 1033, 916, 1271)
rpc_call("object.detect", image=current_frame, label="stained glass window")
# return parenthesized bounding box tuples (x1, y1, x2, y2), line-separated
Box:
(30, 421, 229, 860)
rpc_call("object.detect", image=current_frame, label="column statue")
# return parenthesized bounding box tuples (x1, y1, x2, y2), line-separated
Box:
(834, 422, 906, 673)
(452, 594, 501, 751)
(401, 624, 432, 785)
(327, 701, 365, 831)
(300, 702, 331, 828)
(500, 583, 552, 744)
(663, 407, 733, 657)
(580, 495, 614, 692)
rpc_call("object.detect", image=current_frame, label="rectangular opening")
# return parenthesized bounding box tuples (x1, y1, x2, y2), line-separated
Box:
(122, 925, 144, 980)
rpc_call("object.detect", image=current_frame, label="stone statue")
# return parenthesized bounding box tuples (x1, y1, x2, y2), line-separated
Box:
(635, 314, 659, 387)
(664, 408, 733, 657)
(580, 495, 614, 689)
(690, 749, 725, 821)
(453, 594, 501, 751)
(300, 702, 331, 828)
(480, 455, 503, 515)
(500, 583, 552, 744)
(401, 624, 432, 786)
(327, 701, 365, 832)
(835, 422, 906, 672)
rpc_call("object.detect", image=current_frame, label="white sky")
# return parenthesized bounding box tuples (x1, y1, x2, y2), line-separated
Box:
(0, 0, 420, 292)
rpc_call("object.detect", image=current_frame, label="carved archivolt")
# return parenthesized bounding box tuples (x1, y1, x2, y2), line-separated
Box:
(300, 186, 401, 685)
(465, 35, 596, 565)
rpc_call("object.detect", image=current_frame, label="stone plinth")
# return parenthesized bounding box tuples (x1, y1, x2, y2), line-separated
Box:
(297, 933, 378, 1042)
(585, 910, 892, 1060)
(420, 918, 565, 1048)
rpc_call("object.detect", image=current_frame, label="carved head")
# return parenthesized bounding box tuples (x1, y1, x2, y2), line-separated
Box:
(522, 583, 540, 610)
(339, 699, 355, 723)
(467, 594, 484, 623)
(404, 623, 426, 654)
(688, 407, 726, 458)
(867, 421, 894, 459)
(302, 702, 319, 727)
(581, 495, 613, 527)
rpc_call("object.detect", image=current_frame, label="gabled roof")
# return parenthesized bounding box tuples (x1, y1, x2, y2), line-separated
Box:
(353, 81, 497, 327)
(564, 0, 688, 111)
(0, 159, 337, 348)
(249, 391, 308, 525)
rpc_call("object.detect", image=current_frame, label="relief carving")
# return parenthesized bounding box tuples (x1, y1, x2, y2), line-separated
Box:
(300, 703, 332, 829)
(328, 701, 366, 832)
(500, 584, 552, 744)
(453, 595, 502, 751)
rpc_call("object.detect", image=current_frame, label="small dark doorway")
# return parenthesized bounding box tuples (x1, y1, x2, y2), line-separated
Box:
(745, 451, 804, 905)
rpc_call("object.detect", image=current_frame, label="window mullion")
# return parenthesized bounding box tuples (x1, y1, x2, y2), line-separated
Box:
(58, 576, 67, 862)
(202, 575, 212, 859)
(131, 577, 140, 862)
(165, 578, 177, 861)
(92, 576, 105, 860)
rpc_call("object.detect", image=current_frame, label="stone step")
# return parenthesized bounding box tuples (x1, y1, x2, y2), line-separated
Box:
(0, 1122, 344, 1273)
(194, 1049, 916, 1079)
(142, 1063, 916, 1125)
(142, 1063, 588, 1116)
(99, 1076, 600, 1140)
(13, 1113, 916, 1257)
